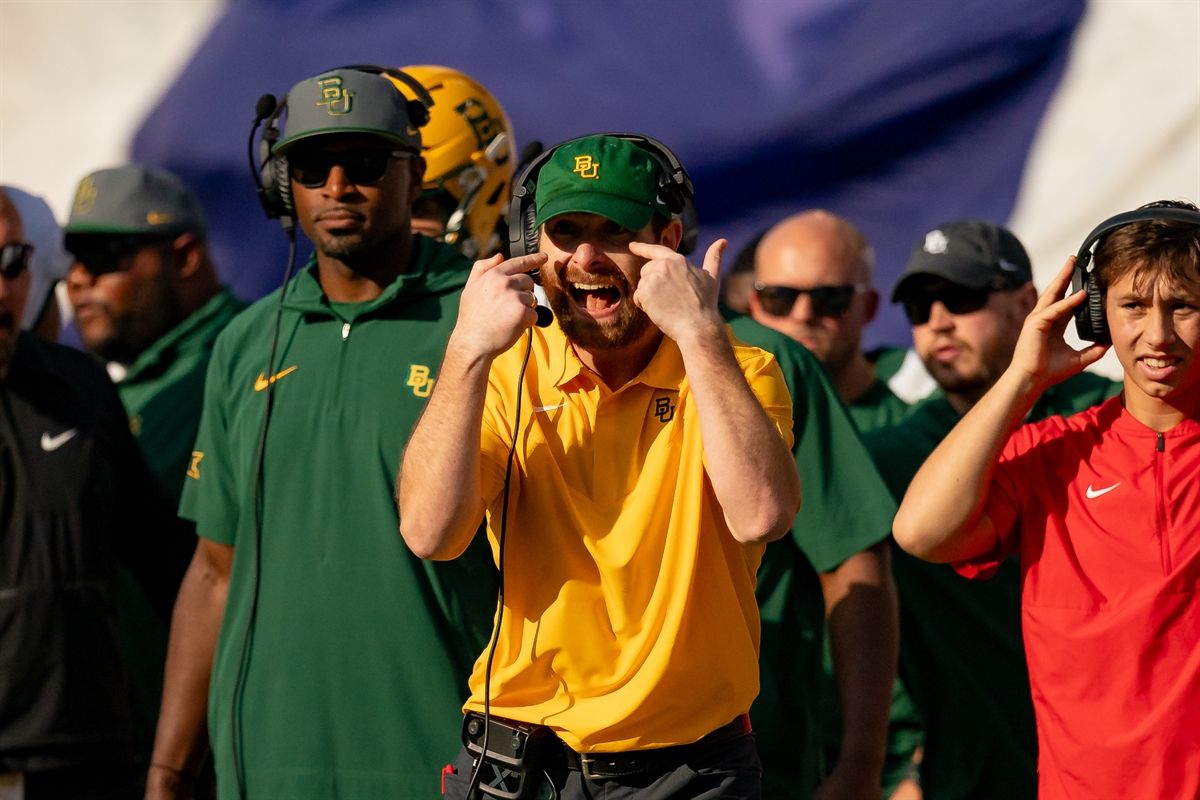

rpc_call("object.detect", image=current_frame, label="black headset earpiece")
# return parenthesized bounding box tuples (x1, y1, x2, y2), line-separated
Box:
(1071, 206, 1200, 344)
(250, 66, 436, 230)
(506, 132, 698, 258)
(249, 93, 295, 230)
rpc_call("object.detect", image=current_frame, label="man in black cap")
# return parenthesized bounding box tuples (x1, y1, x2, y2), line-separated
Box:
(146, 68, 495, 800)
(862, 220, 1116, 800)
(0, 190, 182, 798)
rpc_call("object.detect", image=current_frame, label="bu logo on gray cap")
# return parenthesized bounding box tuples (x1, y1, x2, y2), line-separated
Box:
(316, 77, 353, 116)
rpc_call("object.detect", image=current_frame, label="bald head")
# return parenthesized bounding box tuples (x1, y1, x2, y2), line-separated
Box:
(756, 210, 873, 287)
(749, 211, 880, 401)
(0, 190, 31, 378)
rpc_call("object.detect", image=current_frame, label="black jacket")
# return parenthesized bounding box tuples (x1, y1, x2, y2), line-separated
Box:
(0, 333, 186, 772)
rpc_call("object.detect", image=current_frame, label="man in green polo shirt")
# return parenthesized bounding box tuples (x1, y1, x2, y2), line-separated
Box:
(63, 166, 239, 764)
(145, 68, 496, 800)
(65, 165, 242, 506)
(863, 220, 1117, 799)
(723, 315, 901, 800)
(745, 209, 925, 797)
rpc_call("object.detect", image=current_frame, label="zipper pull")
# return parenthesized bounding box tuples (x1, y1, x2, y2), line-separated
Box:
(1157, 432, 1165, 452)
(341, 321, 351, 342)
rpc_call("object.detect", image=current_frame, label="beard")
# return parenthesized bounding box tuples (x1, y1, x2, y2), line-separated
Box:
(543, 268, 653, 350)
(315, 231, 378, 265)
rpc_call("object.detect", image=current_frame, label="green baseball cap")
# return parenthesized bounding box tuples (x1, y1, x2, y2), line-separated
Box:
(275, 69, 422, 154)
(64, 165, 207, 238)
(534, 135, 673, 231)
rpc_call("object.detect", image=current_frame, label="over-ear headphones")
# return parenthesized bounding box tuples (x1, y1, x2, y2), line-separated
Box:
(506, 132, 697, 258)
(249, 65, 435, 229)
(1071, 204, 1200, 343)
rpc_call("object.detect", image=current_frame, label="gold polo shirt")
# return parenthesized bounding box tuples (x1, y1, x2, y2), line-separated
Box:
(465, 321, 794, 752)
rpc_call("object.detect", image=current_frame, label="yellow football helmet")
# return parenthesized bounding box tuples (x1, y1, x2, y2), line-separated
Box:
(391, 65, 516, 259)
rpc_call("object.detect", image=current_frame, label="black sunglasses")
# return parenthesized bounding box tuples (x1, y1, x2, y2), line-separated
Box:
(754, 282, 866, 318)
(288, 150, 413, 189)
(901, 285, 993, 325)
(68, 234, 175, 276)
(0, 242, 33, 280)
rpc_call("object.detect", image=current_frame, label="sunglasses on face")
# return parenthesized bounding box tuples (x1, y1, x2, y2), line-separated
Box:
(288, 150, 412, 189)
(901, 285, 993, 325)
(754, 282, 866, 318)
(69, 234, 174, 276)
(0, 242, 33, 279)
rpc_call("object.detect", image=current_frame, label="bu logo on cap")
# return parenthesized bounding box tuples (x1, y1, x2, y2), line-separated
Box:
(924, 230, 949, 255)
(73, 175, 98, 215)
(316, 76, 353, 116)
(573, 155, 600, 180)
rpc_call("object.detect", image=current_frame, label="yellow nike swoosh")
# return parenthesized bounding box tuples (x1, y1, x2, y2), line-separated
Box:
(254, 365, 298, 392)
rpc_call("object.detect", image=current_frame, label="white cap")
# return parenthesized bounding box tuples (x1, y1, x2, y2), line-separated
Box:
(2, 186, 73, 329)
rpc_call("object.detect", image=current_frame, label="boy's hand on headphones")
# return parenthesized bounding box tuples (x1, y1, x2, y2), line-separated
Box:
(451, 253, 548, 360)
(1011, 256, 1109, 393)
(630, 238, 726, 345)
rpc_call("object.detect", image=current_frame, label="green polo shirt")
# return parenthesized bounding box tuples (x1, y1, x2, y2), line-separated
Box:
(118, 289, 244, 503)
(847, 377, 911, 433)
(725, 312, 897, 798)
(863, 373, 1118, 800)
(106, 288, 242, 756)
(180, 237, 498, 799)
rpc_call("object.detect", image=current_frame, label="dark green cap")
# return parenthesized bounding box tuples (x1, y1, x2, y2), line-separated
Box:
(275, 69, 421, 154)
(64, 165, 207, 238)
(534, 135, 672, 231)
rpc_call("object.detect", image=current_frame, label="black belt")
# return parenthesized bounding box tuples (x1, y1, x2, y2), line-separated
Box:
(561, 714, 753, 781)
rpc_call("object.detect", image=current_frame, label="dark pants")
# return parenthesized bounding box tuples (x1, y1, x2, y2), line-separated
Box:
(23, 764, 144, 800)
(442, 730, 762, 800)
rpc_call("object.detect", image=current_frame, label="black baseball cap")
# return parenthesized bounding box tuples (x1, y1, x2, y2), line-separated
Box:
(892, 219, 1032, 302)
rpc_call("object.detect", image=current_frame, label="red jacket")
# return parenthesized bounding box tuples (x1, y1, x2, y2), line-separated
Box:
(958, 396, 1200, 800)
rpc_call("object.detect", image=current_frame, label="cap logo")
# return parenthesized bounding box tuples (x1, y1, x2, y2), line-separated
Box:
(315, 76, 353, 116)
(456, 98, 500, 149)
(924, 230, 949, 255)
(573, 155, 600, 180)
(73, 176, 98, 215)
(146, 211, 172, 225)
(998, 258, 1019, 272)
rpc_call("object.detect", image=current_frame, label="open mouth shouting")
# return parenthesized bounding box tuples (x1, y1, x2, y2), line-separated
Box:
(568, 280, 624, 317)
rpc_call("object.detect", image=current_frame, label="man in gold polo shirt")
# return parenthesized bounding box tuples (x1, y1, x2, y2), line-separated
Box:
(399, 134, 800, 799)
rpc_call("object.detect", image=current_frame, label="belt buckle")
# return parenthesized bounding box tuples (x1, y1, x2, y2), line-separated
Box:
(579, 753, 603, 782)
(578, 752, 645, 781)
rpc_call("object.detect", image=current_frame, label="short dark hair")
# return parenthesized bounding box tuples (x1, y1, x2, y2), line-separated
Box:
(1094, 199, 1200, 293)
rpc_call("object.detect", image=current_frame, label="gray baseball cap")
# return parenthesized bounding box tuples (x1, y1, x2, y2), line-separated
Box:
(1, 186, 73, 330)
(275, 69, 422, 155)
(892, 219, 1032, 302)
(64, 165, 207, 239)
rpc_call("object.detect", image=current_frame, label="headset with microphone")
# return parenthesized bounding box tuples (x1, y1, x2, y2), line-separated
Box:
(1071, 202, 1200, 344)
(248, 65, 435, 232)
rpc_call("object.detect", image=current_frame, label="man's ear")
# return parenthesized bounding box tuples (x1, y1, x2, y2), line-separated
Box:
(746, 286, 765, 321)
(173, 233, 205, 279)
(407, 157, 427, 205)
(1017, 281, 1038, 315)
(862, 288, 880, 324)
(659, 217, 683, 251)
